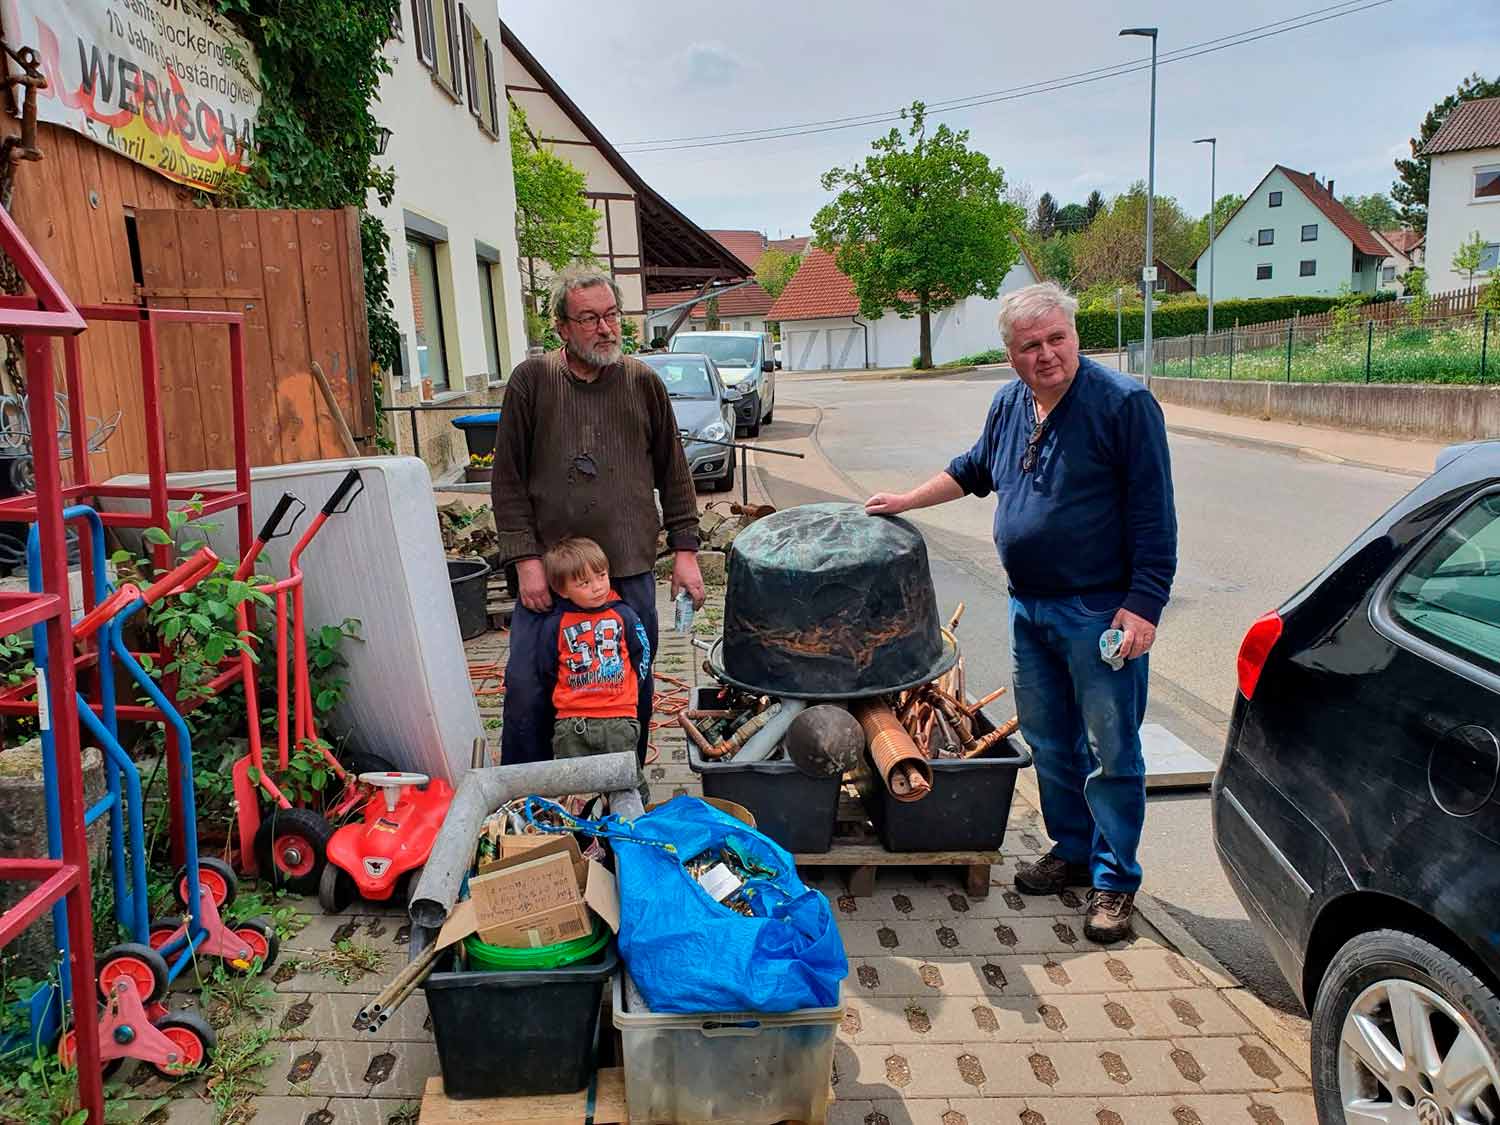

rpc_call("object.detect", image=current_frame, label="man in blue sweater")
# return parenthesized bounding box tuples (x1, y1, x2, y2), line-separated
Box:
(865, 282, 1176, 943)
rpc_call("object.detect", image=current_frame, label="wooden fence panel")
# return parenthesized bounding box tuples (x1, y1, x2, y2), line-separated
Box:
(136, 207, 372, 469)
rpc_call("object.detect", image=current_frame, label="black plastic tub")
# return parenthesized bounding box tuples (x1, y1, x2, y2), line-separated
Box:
(416, 929, 618, 1099)
(687, 687, 840, 854)
(447, 557, 492, 640)
(856, 705, 1032, 852)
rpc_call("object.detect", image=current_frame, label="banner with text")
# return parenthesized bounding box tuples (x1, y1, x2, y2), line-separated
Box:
(8, 0, 261, 192)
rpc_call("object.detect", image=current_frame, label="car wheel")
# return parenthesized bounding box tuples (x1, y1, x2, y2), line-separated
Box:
(711, 456, 735, 493)
(1312, 928, 1500, 1125)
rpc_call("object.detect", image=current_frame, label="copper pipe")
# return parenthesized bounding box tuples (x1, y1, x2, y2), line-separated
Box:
(680, 706, 777, 760)
(946, 603, 965, 631)
(966, 686, 1008, 715)
(852, 700, 933, 802)
(963, 717, 1020, 759)
(678, 712, 718, 757)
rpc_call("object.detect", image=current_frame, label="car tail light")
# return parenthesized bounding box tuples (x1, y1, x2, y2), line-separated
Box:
(1236, 611, 1283, 700)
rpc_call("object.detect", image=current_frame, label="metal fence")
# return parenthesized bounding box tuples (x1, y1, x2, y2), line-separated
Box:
(1128, 308, 1497, 385)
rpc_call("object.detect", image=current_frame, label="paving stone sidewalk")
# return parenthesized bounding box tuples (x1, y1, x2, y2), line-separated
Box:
(122, 581, 1315, 1124)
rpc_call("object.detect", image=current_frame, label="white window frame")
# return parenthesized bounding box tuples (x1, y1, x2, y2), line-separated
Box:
(1479, 242, 1500, 275)
(1473, 163, 1500, 204)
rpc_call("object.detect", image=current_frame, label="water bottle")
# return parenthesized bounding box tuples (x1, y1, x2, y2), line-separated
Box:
(674, 590, 696, 634)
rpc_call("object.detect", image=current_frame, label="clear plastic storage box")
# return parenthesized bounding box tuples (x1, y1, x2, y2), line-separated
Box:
(611, 974, 841, 1124)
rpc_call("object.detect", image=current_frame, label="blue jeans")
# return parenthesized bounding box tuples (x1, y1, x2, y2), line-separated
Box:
(500, 571, 659, 766)
(1009, 592, 1149, 893)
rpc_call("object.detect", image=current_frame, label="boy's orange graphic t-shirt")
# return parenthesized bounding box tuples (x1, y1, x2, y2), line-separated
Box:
(548, 600, 647, 719)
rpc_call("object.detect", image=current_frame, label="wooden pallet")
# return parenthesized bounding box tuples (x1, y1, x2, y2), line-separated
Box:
(419, 1069, 829, 1124)
(792, 791, 1002, 899)
(486, 571, 516, 630)
(420, 1069, 625, 1125)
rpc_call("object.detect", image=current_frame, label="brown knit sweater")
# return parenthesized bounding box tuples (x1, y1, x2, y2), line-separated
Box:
(490, 350, 700, 576)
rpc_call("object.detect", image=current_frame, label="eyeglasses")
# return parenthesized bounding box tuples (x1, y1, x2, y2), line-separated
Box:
(563, 309, 622, 330)
(1020, 418, 1047, 474)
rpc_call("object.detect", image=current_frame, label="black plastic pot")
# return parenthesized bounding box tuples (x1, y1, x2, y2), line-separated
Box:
(855, 705, 1032, 852)
(417, 928, 617, 1099)
(686, 687, 840, 853)
(447, 558, 492, 640)
(451, 411, 500, 459)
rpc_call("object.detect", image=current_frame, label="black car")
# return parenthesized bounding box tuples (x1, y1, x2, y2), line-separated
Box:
(638, 352, 739, 492)
(1215, 440, 1500, 1124)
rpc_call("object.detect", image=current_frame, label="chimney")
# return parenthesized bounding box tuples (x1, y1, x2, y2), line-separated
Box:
(1327, 178, 1335, 197)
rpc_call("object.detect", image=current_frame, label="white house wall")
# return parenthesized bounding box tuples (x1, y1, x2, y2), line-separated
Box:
(781, 257, 1036, 372)
(1426, 145, 1500, 292)
(368, 3, 527, 391)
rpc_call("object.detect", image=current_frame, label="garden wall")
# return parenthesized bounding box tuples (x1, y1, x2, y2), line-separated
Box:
(1149, 376, 1500, 443)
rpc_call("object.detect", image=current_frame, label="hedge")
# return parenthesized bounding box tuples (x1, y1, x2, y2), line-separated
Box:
(1074, 293, 1391, 349)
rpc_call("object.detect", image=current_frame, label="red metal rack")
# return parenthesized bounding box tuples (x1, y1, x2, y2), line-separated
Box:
(0, 296, 254, 864)
(0, 205, 104, 1120)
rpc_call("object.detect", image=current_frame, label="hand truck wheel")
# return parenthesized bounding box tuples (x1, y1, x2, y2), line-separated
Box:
(96, 943, 170, 1006)
(174, 855, 238, 910)
(229, 916, 280, 972)
(254, 806, 335, 894)
(149, 1009, 215, 1078)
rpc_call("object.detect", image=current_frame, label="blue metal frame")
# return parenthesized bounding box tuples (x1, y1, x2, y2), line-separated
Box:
(25, 504, 211, 1007)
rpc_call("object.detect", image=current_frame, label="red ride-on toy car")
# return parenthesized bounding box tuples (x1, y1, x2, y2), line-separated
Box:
(317, 772, 454, 912)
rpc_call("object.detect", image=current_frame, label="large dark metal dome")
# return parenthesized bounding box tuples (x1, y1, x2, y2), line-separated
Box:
(710, 502, 955, 700)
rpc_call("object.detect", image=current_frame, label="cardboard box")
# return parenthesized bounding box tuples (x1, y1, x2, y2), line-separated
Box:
(460, 835, 620, 950)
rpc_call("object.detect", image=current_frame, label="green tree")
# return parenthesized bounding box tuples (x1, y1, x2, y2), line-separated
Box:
(1393, 72, 1500, 233)
(1477, 273, 1500, 315)
(1340, 192, 1400, 231)
(705, 296, 721, 331)
(1034, 233, 1078, 287)
(1452, 230, 1488, 290)
(510, 106, 600, 308)
(1085, 190, 1105, 223)
(1071, 183, 1200, 292)
(755, 247, 803, 300)
(1034, 192, 1058, 239)
(812, 101, 1023, 369)
(1055, 202, 1090, 233)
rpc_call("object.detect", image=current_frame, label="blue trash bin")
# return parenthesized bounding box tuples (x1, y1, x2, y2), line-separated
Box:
(452, 411, 501, 459)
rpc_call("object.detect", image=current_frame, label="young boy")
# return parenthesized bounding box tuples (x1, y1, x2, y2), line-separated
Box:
(538, 537, 652, 803)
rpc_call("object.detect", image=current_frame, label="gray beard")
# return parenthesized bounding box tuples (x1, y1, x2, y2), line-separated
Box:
(564, 336, 622, 369)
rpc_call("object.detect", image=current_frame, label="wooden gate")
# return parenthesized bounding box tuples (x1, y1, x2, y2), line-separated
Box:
(134, 206, 373, 469)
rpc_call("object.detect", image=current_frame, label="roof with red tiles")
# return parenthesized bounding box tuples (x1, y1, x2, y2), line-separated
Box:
(1422, 97, 1500, 156)
(645, 282, 774, 320)
(1380, 228, 1424, 255)
(766, 248, 863, 321)
(704, 230, 769, 269)
(1276, 167, 1388, 257)
(768, 235, 810, 256)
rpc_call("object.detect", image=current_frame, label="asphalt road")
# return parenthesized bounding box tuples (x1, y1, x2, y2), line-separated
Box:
(751, 369, 1416, 1016)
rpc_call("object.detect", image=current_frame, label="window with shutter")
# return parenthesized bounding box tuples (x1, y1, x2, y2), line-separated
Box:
(411, 0, 435, 68)
(445, 0, 463, 95)
(482, 41, 500, 138)
(461, 6, 479, 116)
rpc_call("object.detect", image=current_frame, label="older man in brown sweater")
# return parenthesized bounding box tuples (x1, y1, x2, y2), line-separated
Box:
(492, 266, 705, 765)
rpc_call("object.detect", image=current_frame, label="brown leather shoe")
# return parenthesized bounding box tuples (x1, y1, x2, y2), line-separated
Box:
(1014, 851, 1091, 896)
(1084, 889, 1135, 943)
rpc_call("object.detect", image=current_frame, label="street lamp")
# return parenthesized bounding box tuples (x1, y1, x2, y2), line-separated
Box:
(1120, 26, 1158, 376)
(1194, 136, 1217, 335)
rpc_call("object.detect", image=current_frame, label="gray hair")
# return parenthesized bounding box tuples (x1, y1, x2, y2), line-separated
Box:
(550, 265, 622, 322)
(997, 281, 1079, 348)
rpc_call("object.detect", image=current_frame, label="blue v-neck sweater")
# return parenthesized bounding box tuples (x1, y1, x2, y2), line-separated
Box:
(944, 357, 1177, 624)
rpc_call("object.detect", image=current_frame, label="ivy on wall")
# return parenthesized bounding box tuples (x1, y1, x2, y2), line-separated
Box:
(215, 0, 402, 448)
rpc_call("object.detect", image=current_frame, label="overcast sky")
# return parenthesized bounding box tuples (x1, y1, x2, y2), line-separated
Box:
(501, 0, 1498, 238)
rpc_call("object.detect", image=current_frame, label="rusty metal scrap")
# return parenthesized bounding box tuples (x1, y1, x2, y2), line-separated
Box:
(679, 699, 776, 761)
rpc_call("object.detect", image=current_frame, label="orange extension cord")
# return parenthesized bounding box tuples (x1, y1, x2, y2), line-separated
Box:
(469, 645, 691, 768)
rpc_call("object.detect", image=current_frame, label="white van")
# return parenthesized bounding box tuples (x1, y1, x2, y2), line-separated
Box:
(669, 331, 776, 436)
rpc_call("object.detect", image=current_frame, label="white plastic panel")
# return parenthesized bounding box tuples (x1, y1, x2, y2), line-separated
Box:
(99, 457, 480, 781)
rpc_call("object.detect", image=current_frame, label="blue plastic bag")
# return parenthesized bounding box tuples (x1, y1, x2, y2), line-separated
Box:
(613, 796, 848, 1013)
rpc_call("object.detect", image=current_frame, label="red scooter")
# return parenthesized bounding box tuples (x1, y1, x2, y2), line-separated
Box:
(318, 771, 454, 912)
